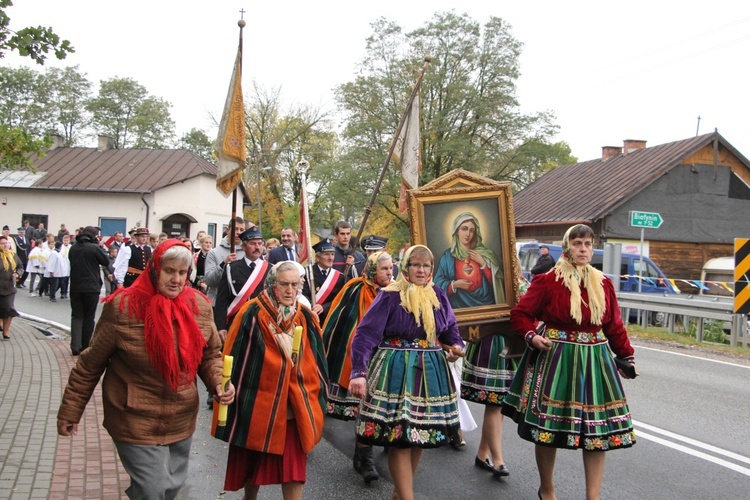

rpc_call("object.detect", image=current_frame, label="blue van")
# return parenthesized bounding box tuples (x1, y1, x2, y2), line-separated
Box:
(518, 243, 679, 294)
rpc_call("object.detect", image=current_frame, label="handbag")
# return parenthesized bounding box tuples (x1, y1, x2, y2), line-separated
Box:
(614, 357, 638, 379)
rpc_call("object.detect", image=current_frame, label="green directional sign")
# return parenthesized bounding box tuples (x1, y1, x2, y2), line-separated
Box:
(629, 211, 663, 228)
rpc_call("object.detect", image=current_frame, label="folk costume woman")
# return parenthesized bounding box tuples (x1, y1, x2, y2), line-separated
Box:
(434, 211, 505, 308)
(57, 240, 233, 498)
(349, 245, 464, 500)
(213, 261, 328, 500)
(321, 251, 393, 484)
(0, 236, 22, 340)
(501, 224, 637, 500)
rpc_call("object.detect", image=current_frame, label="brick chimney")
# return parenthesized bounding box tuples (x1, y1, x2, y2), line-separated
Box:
(97, 135, 115, 151)
(623, 139, 646, 154)
(601, 146, 622, 160)
(47, 133, 65, 150)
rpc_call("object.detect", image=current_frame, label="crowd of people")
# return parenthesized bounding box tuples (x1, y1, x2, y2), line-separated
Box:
(0, 217, 639, 499)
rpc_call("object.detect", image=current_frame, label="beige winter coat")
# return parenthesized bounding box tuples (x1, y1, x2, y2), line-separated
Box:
(57, 292, 223, 445)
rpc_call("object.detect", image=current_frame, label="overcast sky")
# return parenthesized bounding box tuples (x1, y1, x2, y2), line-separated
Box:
(6, 1, 750, 161)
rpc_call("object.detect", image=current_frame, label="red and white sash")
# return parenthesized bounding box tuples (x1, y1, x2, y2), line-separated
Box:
(316, 268, 341, 305)
(226, 260, 269, 320)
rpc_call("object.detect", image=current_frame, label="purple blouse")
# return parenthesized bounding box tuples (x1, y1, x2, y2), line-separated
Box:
(349, 286, 464, 379)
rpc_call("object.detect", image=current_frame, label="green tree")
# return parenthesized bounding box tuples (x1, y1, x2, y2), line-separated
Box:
(0, 0, 73, 64)
(0, 0, 73, 169)
(243, 83, 335, 237)
(44, 65, 92, 146)
(335, 12, 563, 233)
(0, 66, 50, 135)
(86, 77, 174, 148)
(178, 128, 213, 161)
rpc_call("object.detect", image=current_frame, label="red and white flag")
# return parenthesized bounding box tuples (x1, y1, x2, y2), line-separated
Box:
(391, 93, 421, 213)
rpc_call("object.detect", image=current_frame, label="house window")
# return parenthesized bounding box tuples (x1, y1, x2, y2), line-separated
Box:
(207, 223, 217, 247)
(22, 213, 48, 231)
(99, 218, 127, 237)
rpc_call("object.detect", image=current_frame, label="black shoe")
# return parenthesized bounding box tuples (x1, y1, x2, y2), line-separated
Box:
(493, 464, 510, 477)
(207, 398, 214, 409)
(354, 446, 379, 484)
(474, 456, 495, 473)
(49, 297, 57, 302)
(71, 350, 80, 356)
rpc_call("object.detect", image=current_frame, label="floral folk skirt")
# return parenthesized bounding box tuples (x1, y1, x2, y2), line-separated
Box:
(326, 382, 360, 420)
(461, 334, 518, 405)
(500, 330, 636, 451)
(355, 339, 462, 449)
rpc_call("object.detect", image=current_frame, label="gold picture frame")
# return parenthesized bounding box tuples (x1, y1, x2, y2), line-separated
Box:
(408, 169, 519, 325)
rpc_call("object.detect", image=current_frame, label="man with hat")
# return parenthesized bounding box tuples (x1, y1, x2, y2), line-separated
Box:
(13, 227, 29, 287)
(214, 226, 270, 336)
(530, 244, 556, 278)
(68, 226, 110, 355)
(360, 234, 388, 257)
(302, 239, 346, 325)
(113, 227, 152, 288)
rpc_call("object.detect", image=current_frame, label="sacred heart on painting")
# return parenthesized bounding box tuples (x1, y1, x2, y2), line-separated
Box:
(463, 259, 475, 276)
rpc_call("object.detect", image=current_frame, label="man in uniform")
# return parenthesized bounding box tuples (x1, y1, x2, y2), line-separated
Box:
(303, 239, 346, 325)
(13, 227, 29, 287)
(114, 227, 152, 288)
(214, 227, 269, 338)
(331, 221, 366, 279)
(360, 234, 388, 257)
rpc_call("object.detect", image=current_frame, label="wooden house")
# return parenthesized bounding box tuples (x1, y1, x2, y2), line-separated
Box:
(513, 131, 750, 283)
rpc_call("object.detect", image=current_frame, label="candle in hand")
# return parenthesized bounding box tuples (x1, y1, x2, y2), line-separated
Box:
(291, 326, 303, 363)
(217, 355, 233, 427)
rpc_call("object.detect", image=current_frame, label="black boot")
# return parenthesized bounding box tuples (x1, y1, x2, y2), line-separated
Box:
(353, 445, 379, 484)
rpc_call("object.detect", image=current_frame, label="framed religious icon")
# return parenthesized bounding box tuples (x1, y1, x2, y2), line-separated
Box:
(408, 169, 519, 326)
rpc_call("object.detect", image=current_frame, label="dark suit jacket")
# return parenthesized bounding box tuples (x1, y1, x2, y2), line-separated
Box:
(214, 258, 270, 331)
(267, 245, 297, 265)
(302, 265, 346, 325)
(13, 235, 29, 264)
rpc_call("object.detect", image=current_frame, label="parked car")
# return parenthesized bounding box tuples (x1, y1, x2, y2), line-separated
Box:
(518, 242, 678, 325)
(699, 256, 734, 297)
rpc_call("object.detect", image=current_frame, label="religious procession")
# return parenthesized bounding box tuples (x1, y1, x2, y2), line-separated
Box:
(36, 16, 642, 500)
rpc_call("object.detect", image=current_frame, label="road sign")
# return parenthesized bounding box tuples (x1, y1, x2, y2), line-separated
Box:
(629, 211, 663, 228)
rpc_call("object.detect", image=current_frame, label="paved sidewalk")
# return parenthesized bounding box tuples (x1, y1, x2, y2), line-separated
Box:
(0, 319, 128, 499)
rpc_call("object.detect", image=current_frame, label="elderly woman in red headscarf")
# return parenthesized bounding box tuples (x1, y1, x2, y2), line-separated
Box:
(57, 239, 234, 499)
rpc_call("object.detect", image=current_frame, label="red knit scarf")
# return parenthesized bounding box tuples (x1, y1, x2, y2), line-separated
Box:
(104, 239, 206, 391)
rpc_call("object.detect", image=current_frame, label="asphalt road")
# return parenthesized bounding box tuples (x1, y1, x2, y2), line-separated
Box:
(17, 290, 750, 499)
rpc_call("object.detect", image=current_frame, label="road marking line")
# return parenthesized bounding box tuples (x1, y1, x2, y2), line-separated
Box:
(633, 420, 750, 465)
(636, 430, 750, 477)
(634, 345, 750, 369)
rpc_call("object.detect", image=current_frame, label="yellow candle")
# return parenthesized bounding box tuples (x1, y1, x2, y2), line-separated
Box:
(217, 355, 233, 427)
(291, 326, 303, 363)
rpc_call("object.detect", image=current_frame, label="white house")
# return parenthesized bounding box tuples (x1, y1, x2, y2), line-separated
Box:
(0, 135, 237, 242)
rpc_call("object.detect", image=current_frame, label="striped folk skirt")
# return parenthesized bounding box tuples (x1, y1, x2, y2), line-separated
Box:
(355, 339, 462, 449)
(461, 334, 518, 405)
(501, 330, 636, 451)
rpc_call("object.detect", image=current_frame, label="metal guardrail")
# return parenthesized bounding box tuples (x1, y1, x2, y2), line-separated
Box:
(616, 291, 748, 347)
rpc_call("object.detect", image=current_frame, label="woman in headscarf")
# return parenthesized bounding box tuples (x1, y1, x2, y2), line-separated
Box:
(213, 261, 328, 500)
(433, 211, 505, 308)
(349, 245, 464, 500)
(57, 239, 234, 499)
(322, 251, 393, 484)
(0, 235, 23, 340)
(501, 224, 638, 500)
